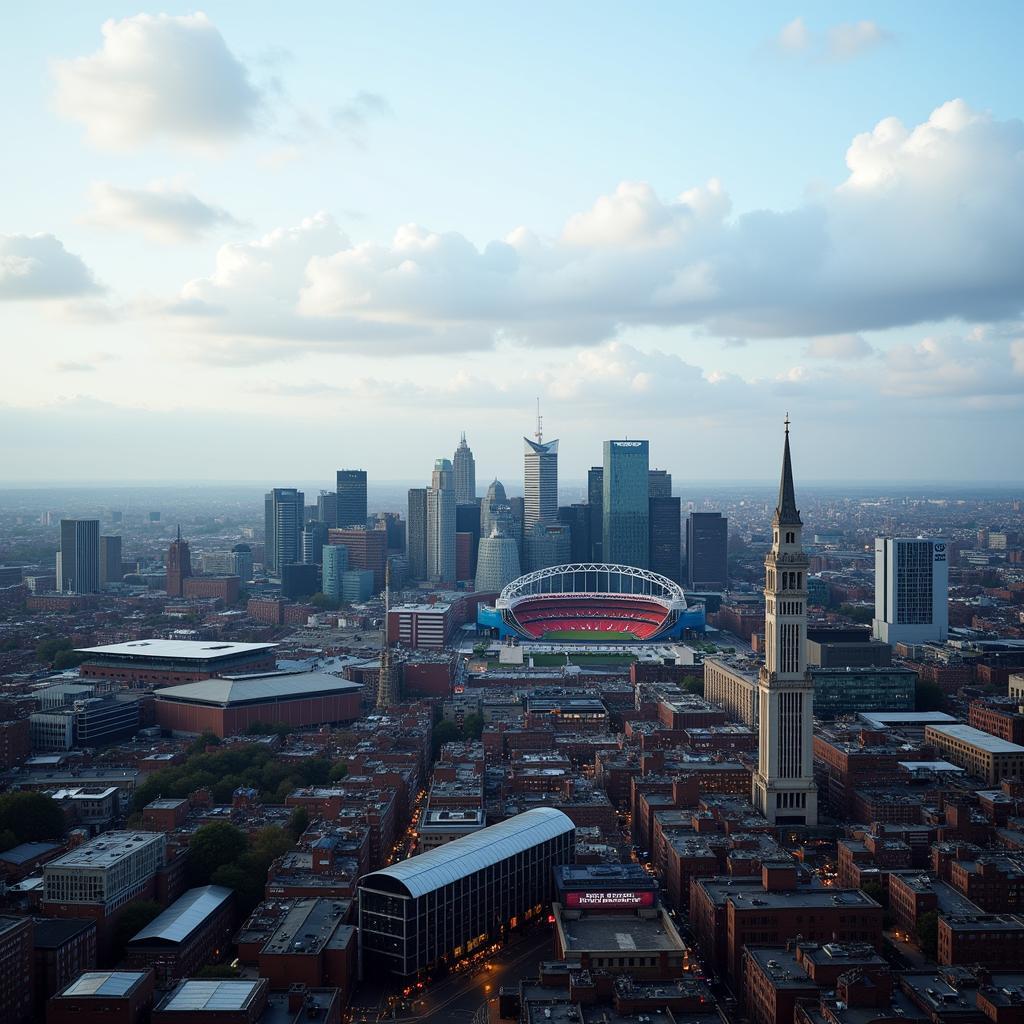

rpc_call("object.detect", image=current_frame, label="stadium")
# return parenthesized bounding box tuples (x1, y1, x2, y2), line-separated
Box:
(476, 563, 705, 642)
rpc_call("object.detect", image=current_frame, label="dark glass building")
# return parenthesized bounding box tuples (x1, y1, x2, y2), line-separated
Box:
(336, 469, 368, 528)
(649, 495, 681, 583)
(685, 511, 728, 590)
(358, 808, 574, 978)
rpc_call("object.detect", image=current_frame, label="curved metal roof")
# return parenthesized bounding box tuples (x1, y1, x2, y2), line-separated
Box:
(498, 563, 686, 605)
(129, 885, 233, 946)
(360, 808, 574, 899)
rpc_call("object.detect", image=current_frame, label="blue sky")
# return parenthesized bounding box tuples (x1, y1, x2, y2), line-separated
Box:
(2, 4, 1023, 484)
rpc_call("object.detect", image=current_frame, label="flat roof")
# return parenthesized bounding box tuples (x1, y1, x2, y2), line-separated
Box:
(160, 979, 262, 1012)
(927, 723, 1024, 754)
(558, 911, 684, 953)
(77, 639, 275, 660)
(46, 831, 163, 870)
(154, 671, 362, 707)
(129, 885, 232, 946)
(62, 972, 148, 998)
(858, 711, 958, 727)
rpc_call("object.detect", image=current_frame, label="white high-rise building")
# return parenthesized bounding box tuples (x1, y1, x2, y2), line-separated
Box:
(523, 438, 558, 531)
(872, 537, 949, 645)
(453, 433, 476, 505)
(474, 526, 521, 592)
(427, 458, 456, 584)
(752, 419, 818, 827)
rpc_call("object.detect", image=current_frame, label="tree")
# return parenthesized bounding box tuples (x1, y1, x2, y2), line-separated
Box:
(683, 678, 705, 696)
(915, 910, 939, 958)
(432, 720, 461, 758)
(329, 761, 348, 782)
(52, 649, 88, 670)
(462, 713, 484, 741)
(915, 680, 945, 712)
(310, 592, 340, 610)
(111, 900, 162, 959)
(188, 822, 247, 885)
(0, 791, 67, 842)
(289, 806, 310, 841)
(860, 880, 886, 907)
(35, 636, 72, 664)
(839, 604, 873, 625)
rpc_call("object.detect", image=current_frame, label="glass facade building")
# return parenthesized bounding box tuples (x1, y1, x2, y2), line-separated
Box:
(602, 440, 649, 569)
(358, 808, 574, 978)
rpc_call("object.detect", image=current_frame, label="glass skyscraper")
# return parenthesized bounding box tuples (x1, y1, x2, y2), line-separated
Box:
(336, 470, 367, 528)
(453, 432, 476, 505)
(602, 440, 650, 569)
(264, 488, 304, 575)
(427, 459, 456, 584)
(523, 437, 558, 531)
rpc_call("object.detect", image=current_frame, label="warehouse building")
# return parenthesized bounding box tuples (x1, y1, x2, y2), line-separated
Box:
(77, 640, 277, 686)
(358, 807, 575, 978)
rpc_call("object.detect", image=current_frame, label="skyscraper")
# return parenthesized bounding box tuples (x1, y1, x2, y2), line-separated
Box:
(648, 496, 681, 582)
(427, 458, 456, 584)
(264, 488, 304, 576)
(872, 537, 949, 644)
(317, 492, 338, 526)
(480, 479, 508, 540)
(56, 519, 100, 594)
(455, 502, 482, 578)
(166, 526, 192, 597)
(558, 504, 592, 562)
(474, 525, 521, 592)
(685, 512, 729, 590)
(406, 488, 428, 581)
(588, 466, 604, 561)
(648, 469, 672, 498)
(99, 535, 122, 585)
(525, 521, 571, 572)
(322, 544, 349, 601)
(523, 409, 558, 532)
(336, 470, 368, 528)
(751, 419, 817, 827)
(453, 433, 477, 504)
(602, 440, 650, 568)
(301, 521, 329, 564)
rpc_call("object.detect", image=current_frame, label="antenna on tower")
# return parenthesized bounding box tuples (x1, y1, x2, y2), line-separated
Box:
(534, 397, 543, 444)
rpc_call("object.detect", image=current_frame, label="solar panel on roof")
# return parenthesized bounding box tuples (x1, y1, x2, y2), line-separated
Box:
(163, 980, 258, 1011)
(64, 972, 141, 997)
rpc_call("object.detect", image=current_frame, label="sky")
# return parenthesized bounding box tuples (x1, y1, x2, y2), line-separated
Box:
(2, 3, 1023, 486)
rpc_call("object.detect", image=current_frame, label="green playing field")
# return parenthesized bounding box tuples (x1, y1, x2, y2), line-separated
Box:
(540, 629, 637, 640)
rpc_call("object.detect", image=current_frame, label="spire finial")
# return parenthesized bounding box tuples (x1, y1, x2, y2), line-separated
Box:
(176, 524, 181, 542)
(774, 417, 801, 527)
(784, 412, 790, 433)
(534, 397, 543, 444)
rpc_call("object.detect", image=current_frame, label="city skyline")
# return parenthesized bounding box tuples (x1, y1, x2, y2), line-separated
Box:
(2, 5, 1023, 482)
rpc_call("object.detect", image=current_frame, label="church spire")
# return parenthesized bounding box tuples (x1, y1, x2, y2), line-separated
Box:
(774, 414, 801, 527)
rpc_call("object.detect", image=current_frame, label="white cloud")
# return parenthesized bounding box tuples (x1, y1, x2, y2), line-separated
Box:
(0, 234, 100, 300)
(803, 334, 873, 360)
(777, 17, 811, 53)
(330, 92, 393, 147)
(771, 17, 890, 62)
(86, 180, 240, 242)
(53, 13, 261, 150)
(827, 21, 891, 60)
(158, 101, 1024, 355)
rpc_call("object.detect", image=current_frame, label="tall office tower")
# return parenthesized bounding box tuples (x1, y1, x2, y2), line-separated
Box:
(56, 519, 100, 594)
(751, 419, 817, 827)
(480, 479, 508, 540)
(455, 502, 482, 577)
(165, 526, 193, 597)
(377, 563, 399, 709)
(426, 458, 456, 584)
(602, 440, 650, 568)
(649, 496, 681, 582)
(301, 521, 329, 564)
(231, 543, 254, 582)
(99, 535, 123, 585)
(375, 511, 406, 552)
(648, 469, 672, 498)
(406, 488, 428, 580)
(508, 497, 526, 558)
(336, 470, 368, 528)
(317, 492, 338, 526)
(872, 537, 949, 644)
(559, 504, 592, 562)
(264, 488, 304, 575)
(327, 527, 388, 591)
(525, 521, 572, 572)
(588, 466, 604, 561)
(685, 512, 729, 590)
(322, 544, 349, 601)
(453, 432, 477, 504)
(523, 406, 558, 532)
(475, 525, 522, 592)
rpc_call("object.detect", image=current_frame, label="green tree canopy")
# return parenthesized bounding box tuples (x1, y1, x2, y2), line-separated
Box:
(111, 900, 163, 959)
(0, 791, 66, 843)
(188, 822, 247, 886)
(432, 719, 462, 758)
(915, 680, 945, 712)
(462, 713, 484, 741)
(289, 806, 310, 841)
(915, 910, 939, 959)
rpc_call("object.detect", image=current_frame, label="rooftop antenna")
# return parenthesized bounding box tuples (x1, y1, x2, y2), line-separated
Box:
(534, 397, 543, 444)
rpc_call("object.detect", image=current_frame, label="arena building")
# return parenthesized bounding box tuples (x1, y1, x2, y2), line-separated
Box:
(477, 564, 705, 643)
(77, 640, 277, 686)
(358, 807, 575, 978)
(153, 671, 363, 737)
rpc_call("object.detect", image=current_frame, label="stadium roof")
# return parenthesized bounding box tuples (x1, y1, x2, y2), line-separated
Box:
(129, 885, 233, 946)
(361, 807, 574, 899)
(76, 639, 275, 660)
(498, 563, 685, 604)
(154, 671, 362, 707)
(62, 972, 148, 998)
